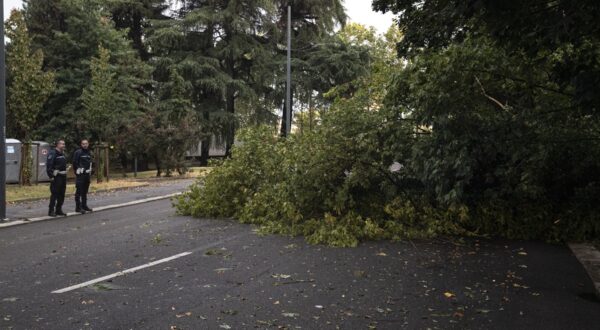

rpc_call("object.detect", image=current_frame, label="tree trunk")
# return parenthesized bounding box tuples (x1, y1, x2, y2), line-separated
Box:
(120, 152, 128, 177)
(308, 94, 313, 132)
(224, 51, 236, 158)
(199, 137, 210, 166)
(96, 144, 104, 183)
(19, 142, 33, 186)
(104, 147, 110, 182)
(154, 154, 162, 177)
(280, 84, 294, 137)
(225, 87, 235, 157)
(137, 156, 149, 171)
(199, 110, 210, 166)
(280, 96, 287, 137)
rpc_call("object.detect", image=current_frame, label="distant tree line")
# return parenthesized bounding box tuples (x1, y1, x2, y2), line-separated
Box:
(176, 1, 600, 245)
(6, 0, 368, 180)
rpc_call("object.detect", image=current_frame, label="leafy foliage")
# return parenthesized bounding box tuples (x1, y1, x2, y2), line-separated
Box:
(19, 0, 372, 172)
(108, 0, 169, 60)
(82, 46, 116, 143)
(14, 1, 600, 244)
(174, 115, 467, 247)
(381, 36, 600, 241)
(174, 25, 464, 247)
(6, 10, 55, 185)
(373, 0, 600, 119)
(23, 0, 150, 149)
(176, 21, 600, 245)
(370, 0, 600, 241)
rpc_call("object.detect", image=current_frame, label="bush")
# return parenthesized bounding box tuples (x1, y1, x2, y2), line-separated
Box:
(174, 105, 469, 247)
(175, 35, 600, 246)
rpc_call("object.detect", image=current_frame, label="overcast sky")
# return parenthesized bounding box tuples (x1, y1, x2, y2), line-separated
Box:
(344, 0, 395, 34)
(5, 0, 22, 15)
(4, 0, 395, 33)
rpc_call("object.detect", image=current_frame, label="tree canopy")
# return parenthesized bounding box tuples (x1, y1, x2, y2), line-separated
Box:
(10, 1, 600, 243)
(175, 2, 600, 245)
(6, 9, 55, 185)
(372, 0, 600, 112)
(13, 0, 366, 174)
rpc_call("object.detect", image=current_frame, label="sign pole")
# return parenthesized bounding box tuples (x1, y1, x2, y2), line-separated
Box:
(0, 1, 7, 220)
(285, 4, 292, 136)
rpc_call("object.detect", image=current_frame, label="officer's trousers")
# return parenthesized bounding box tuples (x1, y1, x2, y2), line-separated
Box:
(75, 174, 91, 208)
(49, 175, 67, 211)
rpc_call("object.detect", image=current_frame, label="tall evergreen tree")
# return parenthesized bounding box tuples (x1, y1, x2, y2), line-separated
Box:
(189, 0, 276, 155)
(6, 9, 56, 185)
(151, 0, 354, 150)
(109, 0, 169, 60)
(20, 0, 368, 168)
(81, 46, 116, 145)
(273, 0, 348, 135)
(149, 0, 277, 159)
(23, 0, 64, 48)
(155, 69, 202, 175)
(23, 0, 150, 148)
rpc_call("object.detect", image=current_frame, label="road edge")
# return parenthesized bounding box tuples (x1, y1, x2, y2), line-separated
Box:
(0, 192, 183, 229)
(7, 183, 151, 204)
(569, 243, 600, 298)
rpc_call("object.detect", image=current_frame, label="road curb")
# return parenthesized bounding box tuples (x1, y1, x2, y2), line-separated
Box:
(130, 175, 202, 182)
(7, 183, 151, 204)
(0, 192, 183, 229)
(569, 243, 600, 298)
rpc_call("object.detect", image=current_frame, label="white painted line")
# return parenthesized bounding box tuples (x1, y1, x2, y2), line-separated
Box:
(0, 220, 27, 228)
(0, 192, 183, 229)
(51, 233, 250, 294)
(91, 193, 182, 212)
(52, 251, 193, 294)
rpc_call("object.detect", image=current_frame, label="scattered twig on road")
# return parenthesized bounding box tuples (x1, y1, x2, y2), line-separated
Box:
(274, 279, 315, 286)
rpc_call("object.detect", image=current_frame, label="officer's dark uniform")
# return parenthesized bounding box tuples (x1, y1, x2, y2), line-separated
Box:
(72, 148, 93, 213)
(46, 148, 67, 216)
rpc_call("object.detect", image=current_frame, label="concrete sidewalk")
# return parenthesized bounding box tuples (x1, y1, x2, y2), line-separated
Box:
(3, 178, 195, 221)
(570, 243, 600, 298)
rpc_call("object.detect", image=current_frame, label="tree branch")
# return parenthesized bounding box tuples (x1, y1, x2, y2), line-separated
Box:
(474, 76, 513, 114)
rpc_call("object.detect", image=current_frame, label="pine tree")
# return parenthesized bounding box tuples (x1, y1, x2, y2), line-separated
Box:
(148, 0, 271, 160)
(109, 0, 169, 60)
(156, 69, 202, 175)
(178, 0, 277, 156)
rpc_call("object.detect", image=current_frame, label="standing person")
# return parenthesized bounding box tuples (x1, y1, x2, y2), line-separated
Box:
(47, 140, 68, 217)
(73, 139, 93, 213)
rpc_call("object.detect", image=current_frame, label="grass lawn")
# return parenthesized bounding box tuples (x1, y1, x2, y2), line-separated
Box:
(6, 180, 148, 203)
(5, 167, 211, 203)
(109, 166, 211, 180)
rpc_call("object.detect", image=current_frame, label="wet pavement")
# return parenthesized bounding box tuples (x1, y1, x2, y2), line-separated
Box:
(0, 199, 598, 329)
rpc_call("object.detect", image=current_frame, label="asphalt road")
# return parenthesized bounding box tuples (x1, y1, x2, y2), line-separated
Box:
(0, 199, 599, 329)
(6, 179, 195, 220)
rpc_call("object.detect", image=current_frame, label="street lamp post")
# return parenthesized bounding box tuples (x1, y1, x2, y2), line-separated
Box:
(0, 1, 7, 220)
(285, 4, 292, 136)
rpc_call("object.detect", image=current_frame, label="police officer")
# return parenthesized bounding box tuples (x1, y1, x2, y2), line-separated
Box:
(47, 140, 68, 217)
(73, 139, 93, 214)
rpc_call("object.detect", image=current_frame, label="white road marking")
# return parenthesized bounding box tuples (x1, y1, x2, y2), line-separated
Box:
(52, 233, 250, 294)
(52, 251, 193, 294)
(0, 192, 182, 229)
